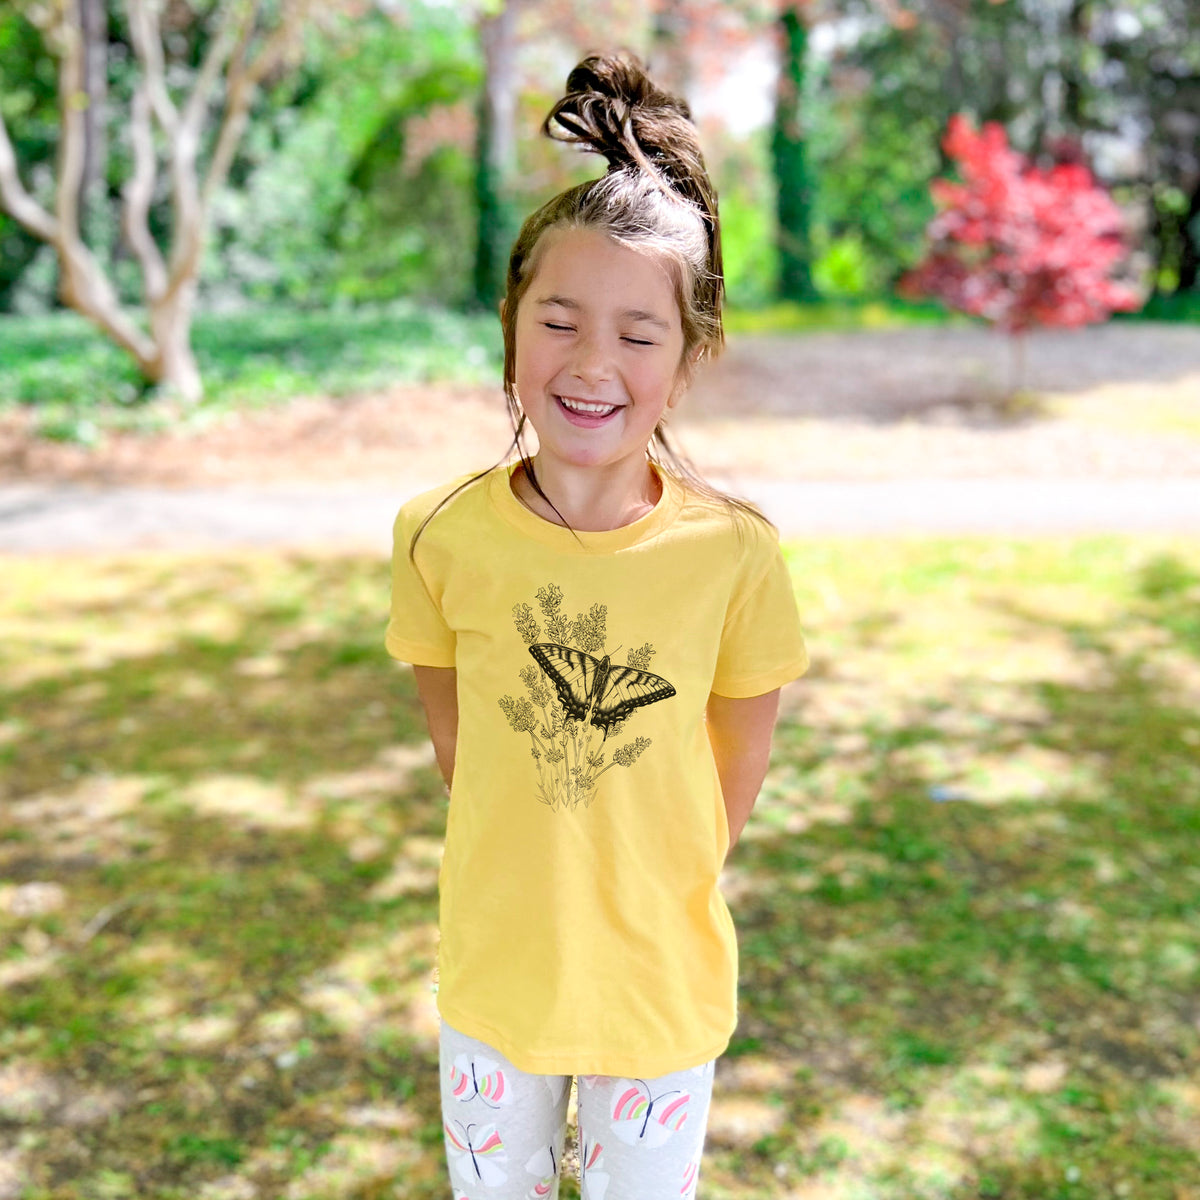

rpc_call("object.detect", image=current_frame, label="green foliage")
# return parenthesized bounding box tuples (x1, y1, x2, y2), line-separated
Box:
(204, 5, 480, 309)
(804, 22, 948, 299)
(711, 129, 779, 311)
(0, 7, 60, 311)
(1137, 289, 1200, 323)
(724, 295, 965, 334)
(0, 304, 503, 435)
(771, 8, 818, 302)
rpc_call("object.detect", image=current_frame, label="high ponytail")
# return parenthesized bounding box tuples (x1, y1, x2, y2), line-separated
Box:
(541, 54, 724, 325)
(409, 51, 770, 559)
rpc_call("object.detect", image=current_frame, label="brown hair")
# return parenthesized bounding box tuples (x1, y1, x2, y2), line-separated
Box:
(410, 51, 773, 559)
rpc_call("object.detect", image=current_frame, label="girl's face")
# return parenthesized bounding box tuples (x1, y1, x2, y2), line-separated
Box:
(512, 226, 689, 477)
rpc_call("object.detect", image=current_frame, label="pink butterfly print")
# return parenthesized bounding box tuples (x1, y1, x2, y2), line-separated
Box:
(524, 1142, 559, 1199)
(680, 1155, 700, 1198)
(449, 1053, 513, 1108)
(579, 1134, 609, 1200)
(610, 1079, 691, 1148)
(445, 1118, 508, 1188)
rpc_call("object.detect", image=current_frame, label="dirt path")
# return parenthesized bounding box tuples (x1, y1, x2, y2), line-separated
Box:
(1, 323, 1198, 551)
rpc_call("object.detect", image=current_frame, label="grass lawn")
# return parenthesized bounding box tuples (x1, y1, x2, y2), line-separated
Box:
(0, 305, 505, 443)
(0, 297, 957, 446)
(1, 536, 1198, 1199)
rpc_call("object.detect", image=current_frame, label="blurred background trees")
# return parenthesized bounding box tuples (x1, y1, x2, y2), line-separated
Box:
(0, 0, 1195, 398)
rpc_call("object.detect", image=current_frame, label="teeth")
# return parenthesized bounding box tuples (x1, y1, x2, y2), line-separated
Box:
(559, 396, 618, 416)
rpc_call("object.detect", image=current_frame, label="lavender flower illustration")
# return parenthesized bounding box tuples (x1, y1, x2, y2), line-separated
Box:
(497, 584, 675, 810)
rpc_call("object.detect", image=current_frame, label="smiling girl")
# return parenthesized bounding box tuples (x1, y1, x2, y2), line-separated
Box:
(386, 52, 809, 1200)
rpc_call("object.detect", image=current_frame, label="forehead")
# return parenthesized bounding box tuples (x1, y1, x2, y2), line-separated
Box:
(526, 227, 681, 323)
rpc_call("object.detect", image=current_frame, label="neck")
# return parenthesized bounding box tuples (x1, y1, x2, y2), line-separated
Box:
(512, 456, 662, 532)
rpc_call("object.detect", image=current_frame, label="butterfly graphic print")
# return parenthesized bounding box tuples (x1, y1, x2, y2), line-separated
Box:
(448, 1053, 514, 1109)
(610, 1078, 693, 1148)
(445, 1118, 508, 1187)
(524, 1142, 562, 1198)
(529, 643, 675, 739)
(498, 583, 677, 812)
(579, 1134, 610, 1200)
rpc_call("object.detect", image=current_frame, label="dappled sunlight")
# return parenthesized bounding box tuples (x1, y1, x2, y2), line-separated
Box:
(178, 774, 312, 830)
(2, 539, 1198, 1197)
(303, 741, 438, 804)
(300, 922, 439, 1044)
(7, 773, 167, 862)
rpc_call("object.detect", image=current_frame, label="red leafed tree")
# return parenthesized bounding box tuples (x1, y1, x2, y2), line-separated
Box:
(898, 114, 1143, 404)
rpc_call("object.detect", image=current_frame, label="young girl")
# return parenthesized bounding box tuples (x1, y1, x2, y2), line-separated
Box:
(386, 52, 809, 1200)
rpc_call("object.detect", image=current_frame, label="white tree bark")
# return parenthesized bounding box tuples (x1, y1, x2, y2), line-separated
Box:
(0, 0, 326, 402)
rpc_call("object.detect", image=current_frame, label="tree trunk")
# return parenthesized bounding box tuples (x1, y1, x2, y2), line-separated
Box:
(473, 0, 519, 310)
(771, 6, 818, 302)
(1177, 175, 1200, 293)
(0, 0, 322, 403)
(147, 283, 202, 401)
(77, 0, 107, 247)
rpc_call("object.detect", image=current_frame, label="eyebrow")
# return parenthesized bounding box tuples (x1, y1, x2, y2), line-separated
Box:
(536, 294, 671, 331)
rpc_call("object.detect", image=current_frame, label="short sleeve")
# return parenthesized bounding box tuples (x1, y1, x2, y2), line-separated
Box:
(710, 533, 809, 698)
(385, 507, 457, 667)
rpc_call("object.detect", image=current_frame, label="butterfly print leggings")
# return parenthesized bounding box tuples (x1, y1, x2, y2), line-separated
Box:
(439, 1018, 717, 1199)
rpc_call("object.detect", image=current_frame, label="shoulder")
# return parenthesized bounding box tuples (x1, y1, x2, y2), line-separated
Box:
(393, 468, 493, 537)
(668, 472, 780, 562)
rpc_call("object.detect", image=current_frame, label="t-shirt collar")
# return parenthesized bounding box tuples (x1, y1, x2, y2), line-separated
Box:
(488, 459, 684, 553)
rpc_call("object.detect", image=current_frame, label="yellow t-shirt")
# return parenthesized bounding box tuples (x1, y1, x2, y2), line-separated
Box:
(386, 460, 809, 1077)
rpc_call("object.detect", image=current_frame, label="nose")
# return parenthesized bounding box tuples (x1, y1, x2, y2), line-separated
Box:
(567, 333, 612, 385)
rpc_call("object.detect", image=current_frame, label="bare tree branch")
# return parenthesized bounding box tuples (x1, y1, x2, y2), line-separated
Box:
(202, 0, 316, 210)
(0, 116, 59, 242)
(125, 0, 180, 137)
(123, 77, 168, 301)
(1, 0, 334, 399)
(50, 3, 156, 361)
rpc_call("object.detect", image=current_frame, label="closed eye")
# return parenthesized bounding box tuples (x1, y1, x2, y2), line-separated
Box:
(542, 323, 653, 346)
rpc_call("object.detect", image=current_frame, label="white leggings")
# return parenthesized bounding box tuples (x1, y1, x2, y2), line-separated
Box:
(438, 1018, 717, 1199)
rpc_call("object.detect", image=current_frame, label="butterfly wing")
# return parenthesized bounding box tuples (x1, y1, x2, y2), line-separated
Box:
(592, 665, 676, 732)
(579, 1136, 610, 1200)
(610, 1081, 690, 1148)
(446, 1120, 508, 1187)
(525, 1143, 559, 1196)
(448, 1053, 512, 1107)
(529, 643, 601, 721)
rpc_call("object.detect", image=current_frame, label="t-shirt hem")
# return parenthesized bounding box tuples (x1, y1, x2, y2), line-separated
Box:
(385, 633, 456, 667)
(710, 653, 810, 698)
(436, 998, 732, 1077)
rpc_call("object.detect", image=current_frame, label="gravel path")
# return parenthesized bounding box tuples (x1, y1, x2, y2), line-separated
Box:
(3, 476, 1200, 556)
(1, 323, 1198, 552)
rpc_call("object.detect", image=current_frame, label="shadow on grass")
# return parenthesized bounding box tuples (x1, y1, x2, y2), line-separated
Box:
(0, 546, 1198, 1199)
(721, 547, 1200, 1199)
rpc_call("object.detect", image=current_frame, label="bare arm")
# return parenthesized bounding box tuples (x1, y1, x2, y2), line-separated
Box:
(706, 688, 782, 861)
(412, 665, 458, 790)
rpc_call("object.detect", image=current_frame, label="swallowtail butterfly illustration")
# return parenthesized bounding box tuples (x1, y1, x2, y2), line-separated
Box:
(529, 643, 676, 738)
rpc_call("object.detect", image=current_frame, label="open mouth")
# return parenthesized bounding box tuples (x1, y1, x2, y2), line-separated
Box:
(555, 395, 623, 426)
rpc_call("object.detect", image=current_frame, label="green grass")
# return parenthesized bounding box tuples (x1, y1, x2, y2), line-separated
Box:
(1, 537, 1199, 1198)
(0, 302, 505, 442)
(2, 299, 1195, 446)
(722, 295, 972, 335)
